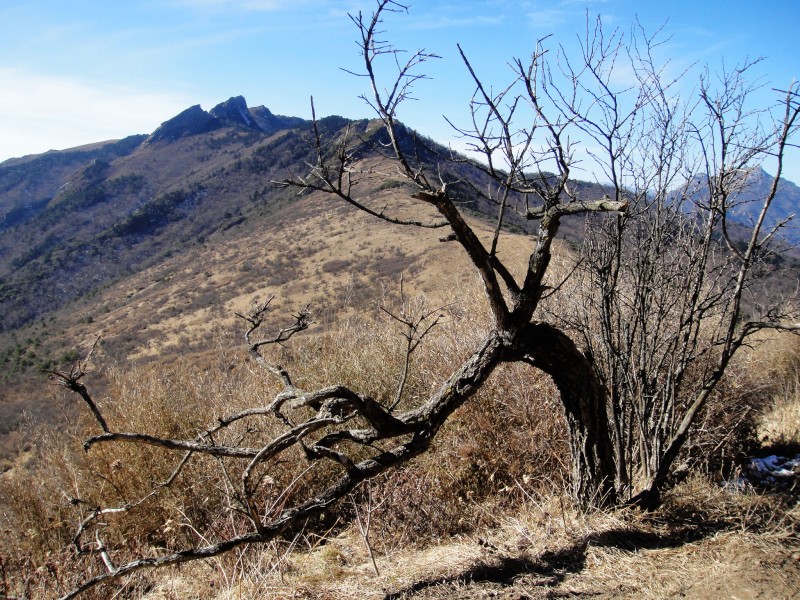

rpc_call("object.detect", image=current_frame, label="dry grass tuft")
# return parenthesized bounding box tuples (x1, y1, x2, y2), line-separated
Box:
(719, 332, 800, 450)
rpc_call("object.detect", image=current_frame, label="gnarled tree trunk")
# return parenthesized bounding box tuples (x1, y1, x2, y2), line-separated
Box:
(507, 322, 617, 508)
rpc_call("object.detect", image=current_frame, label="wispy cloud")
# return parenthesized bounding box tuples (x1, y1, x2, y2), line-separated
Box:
(523, 0, 614, 30)
(0, 69, 190, 160)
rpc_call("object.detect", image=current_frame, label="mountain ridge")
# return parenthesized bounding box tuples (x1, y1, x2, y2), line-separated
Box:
(0, 98, 339, 332)
(1, 96, 797, 338)
(0, 95, 798, 461)
(0, 96, 540, 336)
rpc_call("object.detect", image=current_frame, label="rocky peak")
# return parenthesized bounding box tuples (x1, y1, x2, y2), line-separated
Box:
(209, 95, 257, 129)
(145, 105, 220, 145)
(141, 96, 307, 147)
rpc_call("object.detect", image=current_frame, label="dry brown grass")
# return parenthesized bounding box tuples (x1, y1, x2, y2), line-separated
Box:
(3, 303, 798, 599)
(0, 273, 566, 598)
(195, 473, 799, 600)
(1, 193, 798, 598)
(204, 330, 800, 599)
(748, 334, 800, 449)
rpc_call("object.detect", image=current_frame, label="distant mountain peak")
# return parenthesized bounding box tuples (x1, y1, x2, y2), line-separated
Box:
(684, 164, 799, 243)
(145, 104, 220, 145)
(142, 96, 306, 147)
(210, 95, 257, 129)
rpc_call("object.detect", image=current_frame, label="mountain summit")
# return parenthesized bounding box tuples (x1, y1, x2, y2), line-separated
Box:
(739, 166, 800, 236)
(209, 95, 257, 128)
(146, 104, 220, 144)
(683, 165, 800, 244)
(145, 96, 305, 145)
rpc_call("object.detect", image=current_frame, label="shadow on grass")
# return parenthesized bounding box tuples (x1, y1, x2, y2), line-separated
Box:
(382, 523, 718, 599)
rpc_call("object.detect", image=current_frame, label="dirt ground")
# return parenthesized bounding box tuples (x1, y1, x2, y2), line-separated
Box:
(141, 479, 800, 600)
(143, 528, 800, 600)
(368, 529, 800, 600)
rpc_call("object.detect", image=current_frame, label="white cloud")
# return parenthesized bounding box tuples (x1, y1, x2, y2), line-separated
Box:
(0, 69, 191, 161)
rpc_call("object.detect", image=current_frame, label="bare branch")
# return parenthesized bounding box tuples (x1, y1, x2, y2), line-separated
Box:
(526, 196, 628, 220)
(276, 100, 448, 229)
(48, 337, 108, 433)
(379, 279, 446, 410)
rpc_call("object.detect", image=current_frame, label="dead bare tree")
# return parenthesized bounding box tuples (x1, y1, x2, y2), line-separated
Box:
(549, 41, 800, 505)
(51, 1, 799, 596)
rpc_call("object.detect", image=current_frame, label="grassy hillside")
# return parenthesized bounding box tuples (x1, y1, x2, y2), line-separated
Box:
(1, 104, 798, 599)
(0, 241, 798, 597)
(0, 109, 601, 461)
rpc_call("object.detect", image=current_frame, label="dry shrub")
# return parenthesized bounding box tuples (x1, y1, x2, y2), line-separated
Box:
(761, 379, 800, 448)
(747, 333, 800, 449)
(688, 332, 800, 480)
(302, 280, 571, 550)
(659, 472, 799, 535)
(363, 361, 569, 553)
(0, 275, 573, 597)
(577, 323, 800, 489)
(3, 273, 792, 598)
(684, 366, 767, 477)
(0, 424, 82, 597)
(0, 345, 337, 598)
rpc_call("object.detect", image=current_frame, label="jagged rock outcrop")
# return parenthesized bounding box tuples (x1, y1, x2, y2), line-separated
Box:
(209, 95, 257, 129)
(146, 104, 221, 144)
(143, 97, 306, 147)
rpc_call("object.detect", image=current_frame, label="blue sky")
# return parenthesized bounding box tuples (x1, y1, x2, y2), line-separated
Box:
(1, 0, 799, 180)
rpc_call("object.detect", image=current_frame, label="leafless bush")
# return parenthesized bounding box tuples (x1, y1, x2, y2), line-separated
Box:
(0, 281, 559, 598)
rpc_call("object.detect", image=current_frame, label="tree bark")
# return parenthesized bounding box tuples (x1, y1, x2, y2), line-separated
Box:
(507, 322, 617, 508)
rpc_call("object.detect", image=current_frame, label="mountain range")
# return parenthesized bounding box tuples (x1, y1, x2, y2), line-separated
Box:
(0, 95, 550, 453)
(2, 94, 799, 336)
(0, 96, 798, 458)
(0, 96, 355, 334)
(0, 95, 587, 338)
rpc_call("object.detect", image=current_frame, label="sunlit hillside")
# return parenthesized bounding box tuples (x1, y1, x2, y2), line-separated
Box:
(1, 103, 799, 600)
